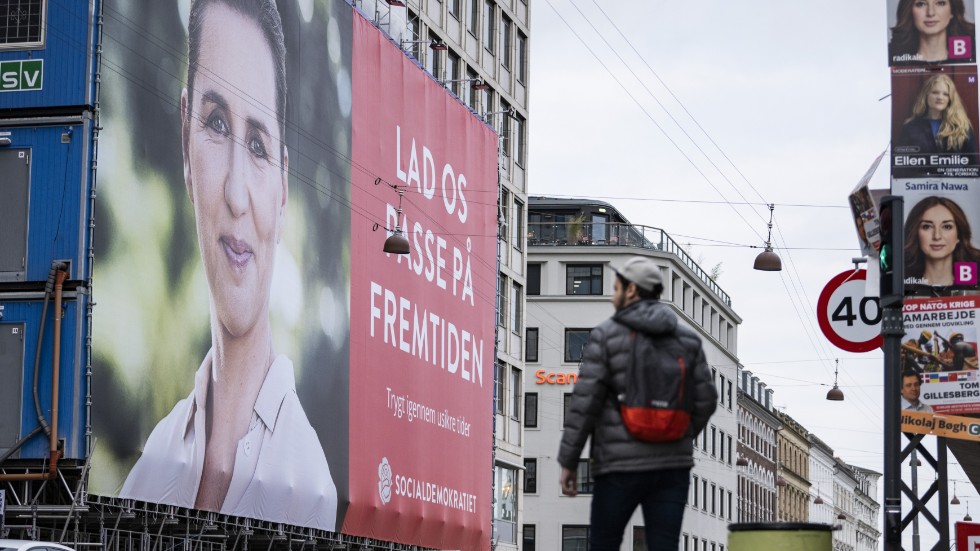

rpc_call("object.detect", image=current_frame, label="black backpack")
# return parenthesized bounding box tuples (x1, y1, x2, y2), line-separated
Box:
(616, 329, 696, 442)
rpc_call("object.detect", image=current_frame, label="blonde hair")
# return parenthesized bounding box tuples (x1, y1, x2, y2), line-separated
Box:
(907, 74, 974, 150)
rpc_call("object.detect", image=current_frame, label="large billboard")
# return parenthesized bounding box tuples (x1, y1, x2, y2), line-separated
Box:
(90, 2, 497, 549)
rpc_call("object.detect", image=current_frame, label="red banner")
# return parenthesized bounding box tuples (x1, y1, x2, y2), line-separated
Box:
(346, 15, 497, 550)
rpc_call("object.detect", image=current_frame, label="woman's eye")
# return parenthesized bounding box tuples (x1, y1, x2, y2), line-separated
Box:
(206, 113, 228, 136)
(943, 223, 955, 231)
(248, 136, 268, 159)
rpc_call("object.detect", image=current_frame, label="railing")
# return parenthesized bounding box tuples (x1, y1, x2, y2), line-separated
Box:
(527, 221, 732, 307)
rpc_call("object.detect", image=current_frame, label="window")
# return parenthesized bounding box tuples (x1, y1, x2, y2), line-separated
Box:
(495, 362, 505, 414)
(468, 0, 480, 35)
(524, 392, 538, 428)
(465, 68, 479, 109)
(446, 51, 460, 92)
(407, 13, 422, 60)
(500, 188, 510, 244)
(576, 459, 594, 494)
(711, 483, 717, 514)
(523, 525, 536, 551)
(527, 263, 541, 295)
(448, 0, 460, 19)
(481, 87, 492, 116)
(525, 328, 539, 362)
(510, 367, 521, 420)
(567, 264, 603, 295)
(498, 274, 507, 327)
(494, 466, 518, 544)
(702, 480, 708, 511)
(692, 475, 699, 508)
(517, 31, 527, 83)
(512, 199, 524, 250)
(427, 32, 443, 78)
(562, 525, 589, 551)
(710, 426, 716, 457)
(514, 114, 526, 167)
(510, 282, 523, 334)
(500, 99, 512, 156)
(524, 458, 537, 494)
(482, 0, 495, 53)
(501, 15, 512, 69)
(0, 0, 45, 49)
(563, 392, 573, 424)
(564, 329, 590, 362)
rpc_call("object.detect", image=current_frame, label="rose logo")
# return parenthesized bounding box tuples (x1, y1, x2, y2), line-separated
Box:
(378, 457, 393, 505)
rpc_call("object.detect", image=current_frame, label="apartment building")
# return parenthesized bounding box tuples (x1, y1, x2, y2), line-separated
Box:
(522, 197, 740, 550)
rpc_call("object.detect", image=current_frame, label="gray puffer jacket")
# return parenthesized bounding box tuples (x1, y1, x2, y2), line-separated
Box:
(557, 299, 717, 475)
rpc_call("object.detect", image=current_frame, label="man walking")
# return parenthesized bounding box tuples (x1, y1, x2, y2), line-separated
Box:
(558, 256, 718, 551)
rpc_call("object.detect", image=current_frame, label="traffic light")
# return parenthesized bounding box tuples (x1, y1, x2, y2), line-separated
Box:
(878, 195, 904, 305)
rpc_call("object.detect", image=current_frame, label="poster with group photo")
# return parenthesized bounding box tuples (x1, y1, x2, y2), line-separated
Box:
(892, 177, 980, 291)
(901, 296, 980, 414)
(887, 0, 977, 66)
(891, 65, 980, 178)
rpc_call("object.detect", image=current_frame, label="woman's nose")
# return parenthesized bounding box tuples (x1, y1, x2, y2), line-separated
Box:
(224, 140, 250, 217)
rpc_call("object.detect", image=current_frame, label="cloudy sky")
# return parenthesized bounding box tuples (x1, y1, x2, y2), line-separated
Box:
(528, 0, 974, 545)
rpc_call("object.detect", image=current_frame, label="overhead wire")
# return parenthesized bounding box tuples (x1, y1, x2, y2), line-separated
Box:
(541, 0, 886, 425)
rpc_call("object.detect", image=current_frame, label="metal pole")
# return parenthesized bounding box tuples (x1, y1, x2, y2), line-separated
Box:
(911, 450, 919, 551)
(880, 195, 904, 551)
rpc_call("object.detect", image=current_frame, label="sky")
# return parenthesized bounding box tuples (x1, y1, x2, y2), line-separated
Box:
(527, 0, 976, 546)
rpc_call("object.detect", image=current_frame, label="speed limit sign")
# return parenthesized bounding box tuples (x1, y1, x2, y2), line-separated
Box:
(816, 269, 883, 353)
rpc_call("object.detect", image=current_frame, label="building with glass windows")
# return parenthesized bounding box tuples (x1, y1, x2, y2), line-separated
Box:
(522, 197, 740, 550)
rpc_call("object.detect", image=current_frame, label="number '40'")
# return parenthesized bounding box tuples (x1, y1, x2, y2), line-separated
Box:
(831, 297, 882, 326)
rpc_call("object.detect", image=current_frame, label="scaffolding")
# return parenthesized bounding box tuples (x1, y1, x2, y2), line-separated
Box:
(1, 461, 432, 551)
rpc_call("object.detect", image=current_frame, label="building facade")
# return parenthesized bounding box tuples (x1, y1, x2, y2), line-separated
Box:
(851, 467, 882, 551)
(736, 371, 779, 524)
(776, 411, 811, 522)
(808, 434, 837, 526)
(522, 198, 741, 550)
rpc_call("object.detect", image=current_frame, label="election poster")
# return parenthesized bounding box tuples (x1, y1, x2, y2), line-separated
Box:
(886, 0, 978, 67)
(902, 410, 980, 442)
(91, 2, 497, 549)
(901, 296, 980, 414)
(892, 178, 980, 292)
(849, 154, 885, 257)
(890, 65, 980, 178)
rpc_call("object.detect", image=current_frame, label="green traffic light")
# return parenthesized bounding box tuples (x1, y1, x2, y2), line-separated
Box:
(880, 243, 891, 272)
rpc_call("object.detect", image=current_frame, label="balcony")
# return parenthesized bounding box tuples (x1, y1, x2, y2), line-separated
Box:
(527, 220, 731, 307)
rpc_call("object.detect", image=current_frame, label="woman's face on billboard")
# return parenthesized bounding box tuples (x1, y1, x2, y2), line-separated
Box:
(912, 0, 953, 37)
(918, 204, 959, 262)
(927, 80, 951, 116)
(183, 3, 287, 338)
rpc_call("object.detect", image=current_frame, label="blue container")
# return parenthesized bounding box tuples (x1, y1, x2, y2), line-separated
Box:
(0, 122, 93, 284)
(0, 1, 98, 110)
(0, 294, 88, 460)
